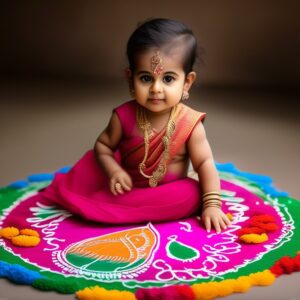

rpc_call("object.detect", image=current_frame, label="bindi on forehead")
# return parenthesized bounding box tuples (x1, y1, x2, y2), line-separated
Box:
(134, 48, 185, 75)
(150, 51, 164, 76)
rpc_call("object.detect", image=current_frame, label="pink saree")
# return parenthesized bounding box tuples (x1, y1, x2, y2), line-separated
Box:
(42, 100, 206, 224)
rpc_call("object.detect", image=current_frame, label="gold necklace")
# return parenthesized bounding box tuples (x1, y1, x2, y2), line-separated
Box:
(137, 105, 178, 187)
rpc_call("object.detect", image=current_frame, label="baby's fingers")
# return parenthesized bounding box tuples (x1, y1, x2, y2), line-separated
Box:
(212, 217, 221, 233)
(219, 211, 232, 228)
(116, 184, 124, 194)
(122, 177, 132, 191)
(223, 215, 231, 226)
(226, 214, 232, 224)
(111, 180, 124, 195)
(203, 217, 212, 233)
(218, 217, 227, 231)
(110, 180, 118, 196)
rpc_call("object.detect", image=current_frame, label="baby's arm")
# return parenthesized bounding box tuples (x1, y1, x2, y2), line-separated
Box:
(187, 121, 231, 233)
(94, 112, 132, 195)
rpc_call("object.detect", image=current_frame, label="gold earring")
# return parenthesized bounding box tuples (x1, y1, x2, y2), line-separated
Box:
(182, 91, 189, 101)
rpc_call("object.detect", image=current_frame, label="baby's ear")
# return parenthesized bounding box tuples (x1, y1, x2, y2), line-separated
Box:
(184, 71, 197, 90)
(124, 68, 134, 90)
(124, 68, 132, 79)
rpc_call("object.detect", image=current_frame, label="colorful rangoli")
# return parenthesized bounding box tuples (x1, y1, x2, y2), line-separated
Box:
(0, 163, 299, 299)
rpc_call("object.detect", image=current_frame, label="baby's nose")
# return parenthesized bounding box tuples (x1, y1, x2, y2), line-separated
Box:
(150, 79, 163, 93)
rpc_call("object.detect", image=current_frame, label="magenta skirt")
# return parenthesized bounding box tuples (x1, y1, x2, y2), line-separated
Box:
(41, 150, 200, 224)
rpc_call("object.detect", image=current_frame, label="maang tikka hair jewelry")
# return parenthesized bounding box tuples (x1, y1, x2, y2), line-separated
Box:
(150, 51, 164, 75)
(182, 91, 189, 101)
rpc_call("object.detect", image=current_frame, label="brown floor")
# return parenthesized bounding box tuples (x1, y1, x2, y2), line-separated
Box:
(0, 80, 299, 299)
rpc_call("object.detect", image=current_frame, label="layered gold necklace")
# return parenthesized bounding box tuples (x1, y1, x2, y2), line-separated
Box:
(137, 105, 179, 187)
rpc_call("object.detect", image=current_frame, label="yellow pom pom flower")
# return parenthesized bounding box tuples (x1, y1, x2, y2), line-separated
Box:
(216, 280, 235, 297)
(234, 276, 252, 292)
(76, 287, 94, 300)
(192, 282, 219, 300)
(249, 270, 275, 286)
(226, 213, 234, 221)
(76, 269, 276, 300)
(20, 228, 39, 237)
(191, 270, 275, 299)
(239, 233, 268, 244)
(0, 227, 20, 239)
(11, 235, 40, 247)
(76, 286, 136, 300)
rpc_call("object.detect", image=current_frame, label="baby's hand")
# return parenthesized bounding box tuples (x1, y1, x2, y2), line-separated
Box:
(200, 207, 231, 233)
(110, 169, 133, 196)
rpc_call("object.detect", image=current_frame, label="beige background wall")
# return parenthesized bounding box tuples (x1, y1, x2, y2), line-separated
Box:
(1, 0, 299, 87)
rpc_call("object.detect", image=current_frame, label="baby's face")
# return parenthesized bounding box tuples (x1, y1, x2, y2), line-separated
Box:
(131, 48, 190, 115)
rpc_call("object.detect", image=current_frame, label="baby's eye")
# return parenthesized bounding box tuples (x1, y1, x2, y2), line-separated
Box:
(163, 75, 175, 83)
(140, 75, 152, 83)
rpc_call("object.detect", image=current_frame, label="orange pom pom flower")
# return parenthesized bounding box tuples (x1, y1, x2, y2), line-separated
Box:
(0, 227, 20, 239)
(20, 228, 39, 237)
(11, 235, 40, 247)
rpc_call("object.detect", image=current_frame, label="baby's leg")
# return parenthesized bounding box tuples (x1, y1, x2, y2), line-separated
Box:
(42, 149, 200, 224)
(47, 177, 200, 224)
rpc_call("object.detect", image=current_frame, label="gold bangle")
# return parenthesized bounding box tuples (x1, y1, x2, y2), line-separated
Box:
(202, 200, 222, 209)
(203, 199, 222, 204)
(203, 202, 222, 207)
(202, 191, 220, 197)
(202, 198, 222, 203)
(202, 196, 221, 202)
(202, 204, 222, 209)
(203, 193, 221, 197)
(202, 197, 221, 202)
(203, 205, 222, 209)
(203, 200, 222, 205)
(202, 191, 221, 199)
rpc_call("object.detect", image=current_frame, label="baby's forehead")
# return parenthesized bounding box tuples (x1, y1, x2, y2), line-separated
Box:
(135, 46, 185, 70)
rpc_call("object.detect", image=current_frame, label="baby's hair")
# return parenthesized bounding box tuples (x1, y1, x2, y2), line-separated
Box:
(127, 18, 200, 75)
